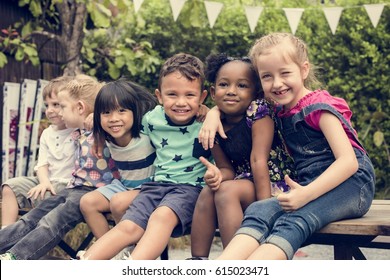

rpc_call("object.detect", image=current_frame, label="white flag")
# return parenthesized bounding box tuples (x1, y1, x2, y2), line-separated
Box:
(133, 0, 144, 13)
(323, 7, 343, 35)
(244, 6, 263, 33)
(363, 4, 385, 28)
(204, 1, 224, 28)
(283, 8, 304, 35)
(170, 0, 186, 21)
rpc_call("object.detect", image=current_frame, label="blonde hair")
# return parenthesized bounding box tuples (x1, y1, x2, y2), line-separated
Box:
(42, 76, 73, 100)
(249, 32, 321, 89)
(61, 74, 104, 115)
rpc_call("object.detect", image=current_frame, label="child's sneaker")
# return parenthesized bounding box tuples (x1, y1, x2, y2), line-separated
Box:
(76, 250, 86, 260)
(0, 252, 16, 260)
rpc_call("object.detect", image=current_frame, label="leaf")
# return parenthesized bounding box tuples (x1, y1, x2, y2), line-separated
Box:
(373, 131, 384, 147)
(23, 44, 35, 55)
(0, 52, 8, 68)
(21, 21, 33, 37)
(15, 47, 25, 61)
(29, 0, 42, 17)
(89, 3, 111, 28)
(106, 58, 120, 79)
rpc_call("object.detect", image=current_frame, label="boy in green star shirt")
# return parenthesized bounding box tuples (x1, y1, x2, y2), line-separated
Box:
(80, 53, 212, 260)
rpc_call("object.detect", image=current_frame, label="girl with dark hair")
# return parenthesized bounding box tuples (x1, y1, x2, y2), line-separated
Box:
(189, 53, 295, 260)
(80, 79, 157, 243)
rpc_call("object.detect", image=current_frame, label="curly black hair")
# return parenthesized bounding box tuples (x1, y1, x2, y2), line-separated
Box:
(205, 53, 262, 97)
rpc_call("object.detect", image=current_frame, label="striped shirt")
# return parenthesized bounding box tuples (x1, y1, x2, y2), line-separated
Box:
(106, 134, 156, 188)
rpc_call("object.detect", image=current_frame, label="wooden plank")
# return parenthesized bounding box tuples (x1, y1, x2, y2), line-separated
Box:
(317, 201, 390, 236)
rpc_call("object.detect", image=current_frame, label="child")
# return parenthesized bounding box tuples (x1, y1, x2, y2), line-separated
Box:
(203, 32, 375, 260)
(79, 79, 157, 240)
(79, 53, 212, 260)
(189, 53, 295, 259)
(1, 76, 75, 228)
(0, 74, 120, 260)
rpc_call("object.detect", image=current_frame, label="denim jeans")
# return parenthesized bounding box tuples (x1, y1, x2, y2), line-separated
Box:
(0, 186, 92, 259)
(238, 150, 375, 259)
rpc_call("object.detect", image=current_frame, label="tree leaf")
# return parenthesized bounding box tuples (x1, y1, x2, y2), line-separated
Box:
(0, 52, 8, 68)
(373, 131, 384, 147)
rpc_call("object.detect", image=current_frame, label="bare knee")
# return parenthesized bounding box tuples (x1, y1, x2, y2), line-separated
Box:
(2, 185, 15, 198)
(80, 192, 104, 214)
(195, 188, 215, 212)
(110, 193, 128, 221)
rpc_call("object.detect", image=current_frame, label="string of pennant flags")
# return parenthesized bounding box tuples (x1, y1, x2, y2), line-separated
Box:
(132, 0, 387, 35)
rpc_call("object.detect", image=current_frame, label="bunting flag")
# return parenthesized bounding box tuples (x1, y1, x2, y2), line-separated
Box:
(283, 8, 304, 35)
(141, 1, 387, 34)
(133, 0, 144, 13)
(170, 0, 187, 21)
(364, 4, 385, 28)
(323, 7, 344, 35)
(244, 6, 264, 33)
(204, 1, 224, 28)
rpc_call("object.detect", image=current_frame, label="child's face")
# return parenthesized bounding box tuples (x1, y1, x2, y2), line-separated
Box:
(57, 90, 84, 129)
(155, 71, 207, 125)
(256, 45, 309, 110)
(100, 107, 134, 147)
(44, 93, 66, 129)
(211, 61, 256, 121)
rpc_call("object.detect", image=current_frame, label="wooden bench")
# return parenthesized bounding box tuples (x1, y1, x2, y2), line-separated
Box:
(14, 200, 390, 260)
(303, 199, 390, 260)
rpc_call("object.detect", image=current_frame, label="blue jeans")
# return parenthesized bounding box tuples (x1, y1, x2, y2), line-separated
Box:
(0, 186, 92, 259)
(236, 150, 375, 259)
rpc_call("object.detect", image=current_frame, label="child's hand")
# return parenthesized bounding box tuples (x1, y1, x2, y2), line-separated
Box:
(199, 156, 222, 191)
(196, 104, 210, 122)
(91, 139, 105, 159)
(27, 183, 55, 201)
(198, 107, 227, 150)
(84, 113, 94, 131)
(277, 175, 310, 211)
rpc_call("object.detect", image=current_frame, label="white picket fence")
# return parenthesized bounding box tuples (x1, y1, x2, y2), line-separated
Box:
(2, 79, 49, 182)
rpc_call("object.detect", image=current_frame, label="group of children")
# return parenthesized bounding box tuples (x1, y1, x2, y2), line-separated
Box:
(0, 32, 375, 260)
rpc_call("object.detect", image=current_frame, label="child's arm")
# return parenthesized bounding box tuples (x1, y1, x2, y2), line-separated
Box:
(278, 112, 359, 211)
(27, 165, 56, 201)
(198, 106, 227, 150)
(250, 115, 274, 200)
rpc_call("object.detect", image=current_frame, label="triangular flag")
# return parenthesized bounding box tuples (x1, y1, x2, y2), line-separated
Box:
(204, 1, 223, 28)
(170, 0, 186, 21)
(244, 6, 263, 33)
(323, 7, 343, 35)
(364, 4, 385, 28)
(283, 8, 304, 35)
(133, 0, 144, 13)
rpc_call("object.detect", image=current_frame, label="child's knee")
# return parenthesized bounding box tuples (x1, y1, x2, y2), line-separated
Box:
(2, 185, 14, 197)
(79, 192, 98, 213)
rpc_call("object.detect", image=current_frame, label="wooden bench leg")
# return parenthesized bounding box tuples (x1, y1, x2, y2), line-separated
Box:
(334, 244, 367, 260)
(334, 244, 353, 260)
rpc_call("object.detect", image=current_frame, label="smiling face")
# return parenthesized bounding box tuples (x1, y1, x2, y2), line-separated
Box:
(211, 60, 257, 124)
(155, 71, 207, 125)
(100, 107, 134, 147)
(44, 93, 66, 129)
(256, 44, 310, 110)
